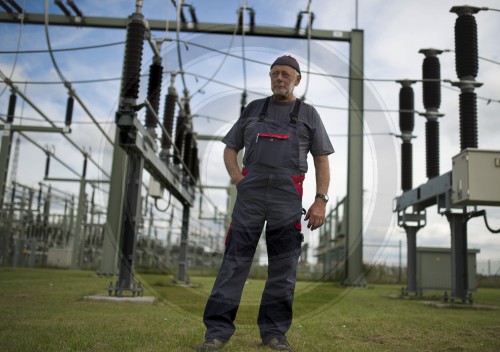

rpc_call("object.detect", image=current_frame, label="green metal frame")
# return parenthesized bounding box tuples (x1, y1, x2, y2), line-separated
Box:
(0, 10, 365, 285)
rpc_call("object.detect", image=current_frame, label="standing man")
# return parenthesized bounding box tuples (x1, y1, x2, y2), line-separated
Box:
(198, 55, 334, 352)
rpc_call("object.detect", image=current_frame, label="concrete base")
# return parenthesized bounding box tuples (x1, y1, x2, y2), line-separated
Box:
(419, 301, 500, 310)
(84, 293, 157, 305)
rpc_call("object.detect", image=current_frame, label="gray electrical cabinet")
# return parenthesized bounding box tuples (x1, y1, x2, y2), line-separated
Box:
(416, 247, 479, 291)
(452, 148, 500, 206)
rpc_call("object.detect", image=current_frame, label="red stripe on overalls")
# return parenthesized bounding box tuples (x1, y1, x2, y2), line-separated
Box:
(258, 133, 290, 139)
(291, 175, 305, 231)
(225, 223, 232, 246)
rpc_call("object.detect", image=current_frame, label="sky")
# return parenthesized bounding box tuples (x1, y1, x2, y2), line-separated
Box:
(0, 0, 499, 274)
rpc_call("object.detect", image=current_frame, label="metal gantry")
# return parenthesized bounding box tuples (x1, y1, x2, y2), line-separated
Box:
(0, 2, 366, 287)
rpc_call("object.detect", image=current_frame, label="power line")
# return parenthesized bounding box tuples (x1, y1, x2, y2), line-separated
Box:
(1, 31, 498, 102)
(0, 41, 125, 54)
(2, 59, 498, 108)
(240, 0, 248, 96)
(0, 115, 80, 177)
(43, 0, 67, 83)
(0, 69, 111, 178)
(174, 0, 188, 93)
(0, 0, 24, 99)
(2, 77, 122, 85)
(0, 113, 115, 125)
(184, 2, 242, 100)
(3, 74, 497, 117)
(1, 114, 111, 127)
(43, 0, 114, 146)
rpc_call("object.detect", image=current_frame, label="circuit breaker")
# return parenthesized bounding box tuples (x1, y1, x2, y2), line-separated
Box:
(451, 148, 500, 206)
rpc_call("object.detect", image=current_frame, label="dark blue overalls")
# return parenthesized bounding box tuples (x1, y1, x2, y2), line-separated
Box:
(203, 97, 305, 344)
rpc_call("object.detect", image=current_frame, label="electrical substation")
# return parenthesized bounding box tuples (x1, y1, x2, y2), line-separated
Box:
(0, 0, 499, 305)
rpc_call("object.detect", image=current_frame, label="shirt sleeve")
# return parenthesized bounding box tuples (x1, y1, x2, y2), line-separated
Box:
(221, 100, 262, 151)
(221, 118, 245, 151)
(310, 107, 335, 157)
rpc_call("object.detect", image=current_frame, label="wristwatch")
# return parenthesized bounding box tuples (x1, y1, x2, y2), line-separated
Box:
(315, 193, 329, 203)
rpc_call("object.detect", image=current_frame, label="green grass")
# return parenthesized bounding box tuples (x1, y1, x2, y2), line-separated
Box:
(1, 267, 500, 351)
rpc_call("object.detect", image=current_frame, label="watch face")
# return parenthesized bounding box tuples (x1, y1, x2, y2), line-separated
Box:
(317, 194, 329, 202)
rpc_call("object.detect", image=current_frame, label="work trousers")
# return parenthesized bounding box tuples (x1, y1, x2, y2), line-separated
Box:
(203, 172, 303, 343)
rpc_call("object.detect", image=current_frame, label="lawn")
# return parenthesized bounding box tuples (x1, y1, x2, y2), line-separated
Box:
(1, 267, 499, 351)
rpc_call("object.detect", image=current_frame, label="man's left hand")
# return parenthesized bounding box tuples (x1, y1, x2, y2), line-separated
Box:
(304, 200, 326, 231)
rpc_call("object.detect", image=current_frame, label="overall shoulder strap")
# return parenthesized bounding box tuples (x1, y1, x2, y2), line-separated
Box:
(289, 98, 302, 124)
(258, 97, 272, 121)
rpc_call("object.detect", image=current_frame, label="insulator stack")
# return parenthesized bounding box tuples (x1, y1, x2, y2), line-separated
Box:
(295, 13, 303, 31)
(145, 61, 163, 131)
(187, 5, 198, 24)
(82, 155, 88, 178)
(401, 143, 413, 192)
(250, 9, 256, 29)
(174, 110, 187, 165)
(459, 91, 478, 150)
(65, 96, 74, 126)
(120, 14, 145, 101)
(237, 8, 244, 28)
(399, 84, 415, 133)
(5, 0, 23, 14)
(419, 49, 444, 179)
(238, 7, 255, 30)
(189, 142, 199, 184)
(179, 7, 187, 24)
(450, 6, 482, 152)
(240, 91, 247, 116)
(183, 131, 193, 171)
(183, 97, 191, 118)
(422, 54, 441, 110)
(295, 11, 315, 32)
(454, 12, 478, 79)
(425, 119, 440, 178)
(10, 183, 16, 204)
(7, 92, 16, 123)
(37, 186, 42, 211)
(44, 153, 50, 178)
(161, 86, 177, 151)
(67, 0, 83, 17)
(397, 80, 416, 192)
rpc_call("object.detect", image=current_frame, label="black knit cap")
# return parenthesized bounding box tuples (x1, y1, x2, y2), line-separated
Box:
(271, 55, 301, 74)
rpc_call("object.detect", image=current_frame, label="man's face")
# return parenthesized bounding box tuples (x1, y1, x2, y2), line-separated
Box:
(269, 64, 301, 100)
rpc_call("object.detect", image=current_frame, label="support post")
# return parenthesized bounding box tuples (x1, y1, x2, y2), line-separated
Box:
(177, 204, 190, 282)
(0, 125, 12, 212)
(0, 126, 13, 264)
(404, 226, 419, 293)
(70, 178, 86, 269)
(117, 152, 144, 294)
(446, 212, 468, 303)
(98, 130, 127, 276)
(344, 29, 365, 286)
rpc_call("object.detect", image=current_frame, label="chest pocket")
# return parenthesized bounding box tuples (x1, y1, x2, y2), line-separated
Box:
(254, 131, 292, 168)
(244, 97, 302, 170)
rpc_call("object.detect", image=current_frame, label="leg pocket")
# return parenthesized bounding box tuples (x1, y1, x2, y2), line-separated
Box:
(290, 175, 305, 199)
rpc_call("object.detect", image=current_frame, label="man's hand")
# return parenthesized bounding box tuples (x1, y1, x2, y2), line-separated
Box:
(306, 154, 330, 231)
(224, 146, 244, 185)
(304, 200, 326, 231)
(232, 173, 245, 185)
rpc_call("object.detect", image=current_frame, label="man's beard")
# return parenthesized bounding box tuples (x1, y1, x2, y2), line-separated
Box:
(272, 87, 292, 99)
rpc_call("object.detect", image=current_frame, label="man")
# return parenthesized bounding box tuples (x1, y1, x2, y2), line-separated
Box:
(198, 55, 334, 352)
